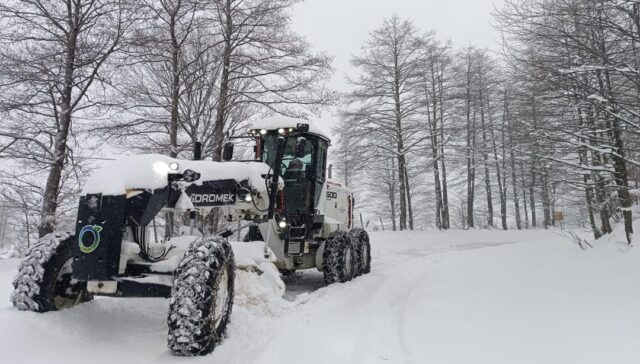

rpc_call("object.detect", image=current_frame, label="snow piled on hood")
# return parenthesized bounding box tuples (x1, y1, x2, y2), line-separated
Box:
(83, 154, 271, 196)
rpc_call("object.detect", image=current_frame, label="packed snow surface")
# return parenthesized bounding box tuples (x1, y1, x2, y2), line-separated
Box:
(83, 154, 271, 196)
(1, 228, 639, 363)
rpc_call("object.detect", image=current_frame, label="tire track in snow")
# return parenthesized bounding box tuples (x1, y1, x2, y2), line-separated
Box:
(349, 255, 430, 364)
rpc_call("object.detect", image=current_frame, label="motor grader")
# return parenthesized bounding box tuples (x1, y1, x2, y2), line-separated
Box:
(10, 117, 371, 356)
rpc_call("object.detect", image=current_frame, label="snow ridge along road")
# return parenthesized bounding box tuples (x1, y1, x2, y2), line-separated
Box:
(0, 229, 638, 364)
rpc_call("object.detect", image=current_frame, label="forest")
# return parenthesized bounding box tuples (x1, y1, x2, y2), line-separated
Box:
(1, 0, 639, 249)
(337, 0, 640, 244)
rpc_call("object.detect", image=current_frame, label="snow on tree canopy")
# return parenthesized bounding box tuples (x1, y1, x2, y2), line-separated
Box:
(251, 116, 330, 141)
(83, 154, 271, 196)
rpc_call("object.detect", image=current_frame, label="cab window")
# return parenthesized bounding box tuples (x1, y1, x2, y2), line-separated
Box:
(316, 140, 327, 182)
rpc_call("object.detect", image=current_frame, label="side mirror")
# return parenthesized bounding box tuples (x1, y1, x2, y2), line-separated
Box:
(295, 137, 307, 158)
(222, 142, 234, 161)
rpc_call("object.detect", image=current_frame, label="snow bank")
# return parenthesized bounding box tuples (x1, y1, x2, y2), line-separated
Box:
(83, 154, 271, 196)
(406, 234, 639, 364)
(0, 245, 18, 259)
(229, 241, 286, 313)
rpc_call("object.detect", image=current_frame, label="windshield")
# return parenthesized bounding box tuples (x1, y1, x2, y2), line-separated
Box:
(262, 134, 314, 176)
(261, 133, 317, 215)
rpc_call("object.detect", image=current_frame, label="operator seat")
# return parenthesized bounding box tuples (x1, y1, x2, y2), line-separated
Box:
(282, 159, 311, 216)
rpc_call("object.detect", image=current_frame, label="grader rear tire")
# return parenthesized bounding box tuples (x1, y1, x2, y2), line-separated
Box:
(321, 230, 354, 284)
(349, 228, 371, 276)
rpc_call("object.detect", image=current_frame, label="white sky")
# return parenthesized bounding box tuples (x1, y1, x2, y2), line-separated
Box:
(291, 0, 505, 136)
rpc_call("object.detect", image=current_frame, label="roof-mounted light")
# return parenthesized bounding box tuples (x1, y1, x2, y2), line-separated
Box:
(296, 123, 310, 133)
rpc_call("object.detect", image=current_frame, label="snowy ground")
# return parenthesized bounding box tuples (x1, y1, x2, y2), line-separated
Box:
(0, 228, 638, 364)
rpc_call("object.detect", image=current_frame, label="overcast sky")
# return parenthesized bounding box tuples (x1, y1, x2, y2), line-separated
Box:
(290, 0, 505, 135)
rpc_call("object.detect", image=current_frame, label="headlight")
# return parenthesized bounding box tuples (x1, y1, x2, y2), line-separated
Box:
(245, 195, 253, 202)
(278, 128, 285, 134)
(260, 129, 267, 135)
(278, 220, 287, 228)
(169, 162, 179, 171)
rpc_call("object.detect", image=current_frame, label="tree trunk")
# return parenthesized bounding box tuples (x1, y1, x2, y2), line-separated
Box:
(212, 0, 233, 162)
(38, 25, 78, 237)
(529, 170, 537, 228)
(465, 58, 476, 228)
(425, 66, 444, 230)
(510, 147, 521, 230)
(404, 163, 414, 230)
(491, 114, 507, 230)
(541, 170, 552, 229)
(505, 91, 519, 230)
(432, 155, 443, 229)
(388, 157, 397, 232)
(602, 69, 633, 243)
(585, 173, 602, 239)
(397, 153, 408, 231)
(169, 12, 180, 158)
(438, 77, 450, 229)
(440, 156, 450, 230)
(574, 95, 601, 239)
(521, 161, 530, 228)
(478, 77, 493, 228)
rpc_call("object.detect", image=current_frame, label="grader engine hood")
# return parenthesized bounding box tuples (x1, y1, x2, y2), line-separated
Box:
(72, 154, 276, 281)
(82, 154, 274, 212)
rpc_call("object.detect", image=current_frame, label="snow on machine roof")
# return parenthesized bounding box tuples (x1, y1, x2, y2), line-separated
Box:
(251, 116, 331, 141)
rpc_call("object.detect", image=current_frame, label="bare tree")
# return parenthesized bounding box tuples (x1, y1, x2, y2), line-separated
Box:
(0, 0, 134, 237)
(115, 0, 214, 157)
(420, 39, 453, 229)
(345, 15, 432, 230)
(210, 0, 333, 161)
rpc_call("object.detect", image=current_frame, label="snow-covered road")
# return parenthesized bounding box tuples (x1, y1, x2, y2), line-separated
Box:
(0, 229, 638, 364)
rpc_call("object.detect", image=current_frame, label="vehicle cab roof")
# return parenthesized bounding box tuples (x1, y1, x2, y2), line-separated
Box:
(251, 116, 331, 142)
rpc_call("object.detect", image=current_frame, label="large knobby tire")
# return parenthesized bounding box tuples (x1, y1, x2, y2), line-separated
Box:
(167, 236, 235, 356)
(349, 228, 371, 276)
(322, 230, 354, 284)
(11, 232, 93, 312)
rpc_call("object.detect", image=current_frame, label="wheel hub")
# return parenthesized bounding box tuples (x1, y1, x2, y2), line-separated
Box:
(54, 259, 83, 310)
